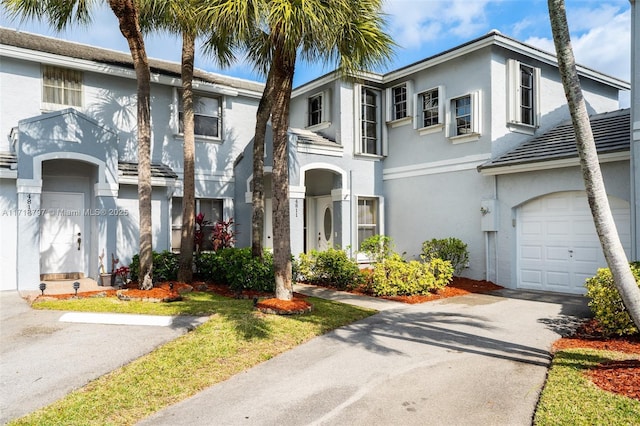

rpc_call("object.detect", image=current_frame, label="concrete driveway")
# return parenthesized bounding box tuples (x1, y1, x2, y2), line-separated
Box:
(138, 289, 590, 426)
(0, 291, 207, 424)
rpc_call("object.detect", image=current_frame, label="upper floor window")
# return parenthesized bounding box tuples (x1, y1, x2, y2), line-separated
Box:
(42, 66, 82, 108)
(392, 84, 407, 120)
(360, 86, 381, 155)
(178, 91, 221, 139)
(448, 91, 481, 143)
(421, 88, 440, 128)
(507, 59, 540, 132)
(308, 94, 323, 126)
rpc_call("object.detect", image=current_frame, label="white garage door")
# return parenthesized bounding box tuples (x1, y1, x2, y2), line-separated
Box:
(518, 191, 631, 294)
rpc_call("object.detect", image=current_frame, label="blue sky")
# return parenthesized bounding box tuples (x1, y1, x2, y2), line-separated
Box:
(0, 0, 632, 89)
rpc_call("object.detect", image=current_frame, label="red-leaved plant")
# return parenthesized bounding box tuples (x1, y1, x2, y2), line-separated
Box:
(212, 218, 236, 251)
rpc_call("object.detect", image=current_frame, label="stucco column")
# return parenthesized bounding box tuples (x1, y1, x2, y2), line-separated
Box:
(290, 186, 306, 256)
(631, 0, 639, 260)
(16, 182, 42, 291)
(332, 188, 351, 254)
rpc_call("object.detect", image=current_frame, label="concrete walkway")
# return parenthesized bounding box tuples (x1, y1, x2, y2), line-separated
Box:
(139, 287, 590, 426)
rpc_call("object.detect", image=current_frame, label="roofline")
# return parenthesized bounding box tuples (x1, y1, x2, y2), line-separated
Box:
(478, 150, 630, 176)
(293, 30, 630, 95)
(0, 27, 265, 99)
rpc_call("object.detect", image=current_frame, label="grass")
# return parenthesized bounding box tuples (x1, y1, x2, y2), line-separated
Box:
(534, 348, 640, 425)
(10, 292, 375, 426)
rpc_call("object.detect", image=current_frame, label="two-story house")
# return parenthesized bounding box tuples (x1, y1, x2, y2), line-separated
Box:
(0, 28, 263, 292)
(1, 27, 634, 295)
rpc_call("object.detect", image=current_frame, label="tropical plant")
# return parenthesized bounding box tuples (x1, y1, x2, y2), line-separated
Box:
(359, 234, 394, 263)
(138, 0, 235, 283)
(211, 218, 237, 251)
(297, 249, 363, 290)
(3, 0, 155, 289)
(369, 254, 453, 296)
(421, 237, 469, 275)
(209, 0, 394, 300)
(548, 0, 640, 329)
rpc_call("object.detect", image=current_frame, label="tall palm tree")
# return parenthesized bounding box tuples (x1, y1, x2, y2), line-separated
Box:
(3, 0, 155, 290)
(548, 0, 640, 328)
(138, 0, 234, 283)
(210, 0, 394, 300)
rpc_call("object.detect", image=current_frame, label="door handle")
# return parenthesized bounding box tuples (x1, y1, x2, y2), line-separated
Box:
(77, 233, 82, 250)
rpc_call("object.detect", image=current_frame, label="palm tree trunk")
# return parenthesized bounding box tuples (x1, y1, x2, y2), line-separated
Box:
(271, 46, 296, 300)
(108, 0, 154, 290)
(177, 31, 196, 283)
(548, 0, 640, 328)
(251, 66, 276, 258)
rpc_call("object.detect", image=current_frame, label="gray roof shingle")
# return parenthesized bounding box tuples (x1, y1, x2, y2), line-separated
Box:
(0, 152, 17, 169)
(290, 128, 338, 147)
(118, 162, 178, 179)
(478, 109, 630, 172)
(0, 27, 264, 94)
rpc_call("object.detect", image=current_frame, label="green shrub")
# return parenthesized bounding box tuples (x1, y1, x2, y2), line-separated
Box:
(129, 250, 179, 282)
(370, 254, 454, 296)
(359, 235, 394, 263)
(297, 248, 363, 290)
(584, 262, 640, 336)
(195, 248, 275, 293)
(421, 237, 469, 275)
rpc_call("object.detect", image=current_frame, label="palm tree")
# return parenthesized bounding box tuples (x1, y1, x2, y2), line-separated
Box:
(3, 0, 155, 290)
(548, 0, 640, 327)
(138, 1, 234, 283)
(210, 0, 394, 300)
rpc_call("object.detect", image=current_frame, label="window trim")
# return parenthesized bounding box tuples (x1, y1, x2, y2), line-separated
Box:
(447, 91, 481, 144)
(306, 90, 331, 131)
(171, 197, 224, 252)
(356, 196, 379, 250)
(385, 81, 413, 127)
(507, 59, 541, 134)
(174, 89, 223, 142)
(41, 65, 83, 111)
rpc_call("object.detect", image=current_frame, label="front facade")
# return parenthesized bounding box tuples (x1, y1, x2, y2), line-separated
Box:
(1, 27, 635, 294)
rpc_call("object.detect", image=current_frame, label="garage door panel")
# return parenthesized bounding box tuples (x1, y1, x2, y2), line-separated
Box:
(518, 191, 630, 294)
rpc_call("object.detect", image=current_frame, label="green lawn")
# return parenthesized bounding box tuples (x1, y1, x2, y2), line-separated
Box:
(11, 292, 375, 426)
(534, 348, 640, 425)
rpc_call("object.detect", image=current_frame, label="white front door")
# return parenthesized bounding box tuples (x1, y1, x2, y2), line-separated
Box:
(517, 191, 630, 294)
(315, 196, 333, 251)
(40, 192, 85, 274)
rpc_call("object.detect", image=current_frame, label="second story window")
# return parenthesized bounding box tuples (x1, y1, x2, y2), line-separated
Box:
(42, 66, 82, 108)
(392, 84, 407, 120)
(178, 92, 221, 139)
(308, 94, 323, 126)
(361, 86, 381, 155)
(507, 59, 540, 131)
(453, 95, 472, 135)
(448, 91, 481, 142)
(421, 88, 440, 128)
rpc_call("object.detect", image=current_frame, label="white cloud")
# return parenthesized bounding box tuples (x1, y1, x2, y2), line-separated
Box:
(525, 6, 630, 82)
(383, 0, 492, 49)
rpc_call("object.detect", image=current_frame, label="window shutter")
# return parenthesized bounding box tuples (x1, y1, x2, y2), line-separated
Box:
(533, 67, 541, 127)
(354, 85, 362, 154)
(385, 87, 392, 122)
(437, 85, 445, 125)
(405, 80, 414, 117)
(413, 93, 420, 129)
(324, 89, 331, 123)
(506, 59, 520, 123)
(472, 91, 481, 134)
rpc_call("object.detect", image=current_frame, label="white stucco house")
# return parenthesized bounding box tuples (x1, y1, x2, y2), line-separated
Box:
(1, 25, 636, 295)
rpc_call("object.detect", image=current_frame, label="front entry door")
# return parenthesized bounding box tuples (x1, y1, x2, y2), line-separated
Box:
(40, 192, 85, 275)
(315, 196, 333, 251)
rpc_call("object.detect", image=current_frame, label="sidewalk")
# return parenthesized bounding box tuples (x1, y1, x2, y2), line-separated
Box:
(139, 286, 590, 426)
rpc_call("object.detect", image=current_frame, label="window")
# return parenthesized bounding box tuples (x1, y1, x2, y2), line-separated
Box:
(507, 59, 540, 130)
(357, 198, 378, 248)
(178, 92, 221, 139)
(454, 95, 472, 135)
(392, 85, 407, 120)
(171, 198, 223, 251)
(360, 87, 381, 155)
(308, 94, 323, 126)
(448, 91, 480, 142)
(421, 88, 440, 128)
(42, 66, 82, 108)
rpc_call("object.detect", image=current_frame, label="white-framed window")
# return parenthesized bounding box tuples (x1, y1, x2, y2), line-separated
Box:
(359, 86, 382, 155)
(42, 66, 83, 109)
(448, 91, 481, 143)
(171, 198, 223, 251)
(306, 90, 331, 129)
(177, 91, 222, 139)
(392, 84, 407, 120)
(507, 59, 540, 132)
(357, 197, 378, 249)
(385, 81, 413, 127)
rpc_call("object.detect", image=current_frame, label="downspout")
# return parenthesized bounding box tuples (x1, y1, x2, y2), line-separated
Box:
(349, 169, 354, 259)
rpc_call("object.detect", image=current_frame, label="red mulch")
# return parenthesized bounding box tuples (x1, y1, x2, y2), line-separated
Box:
(553, 318, 640, 401)
(380, 277, 504, 303)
